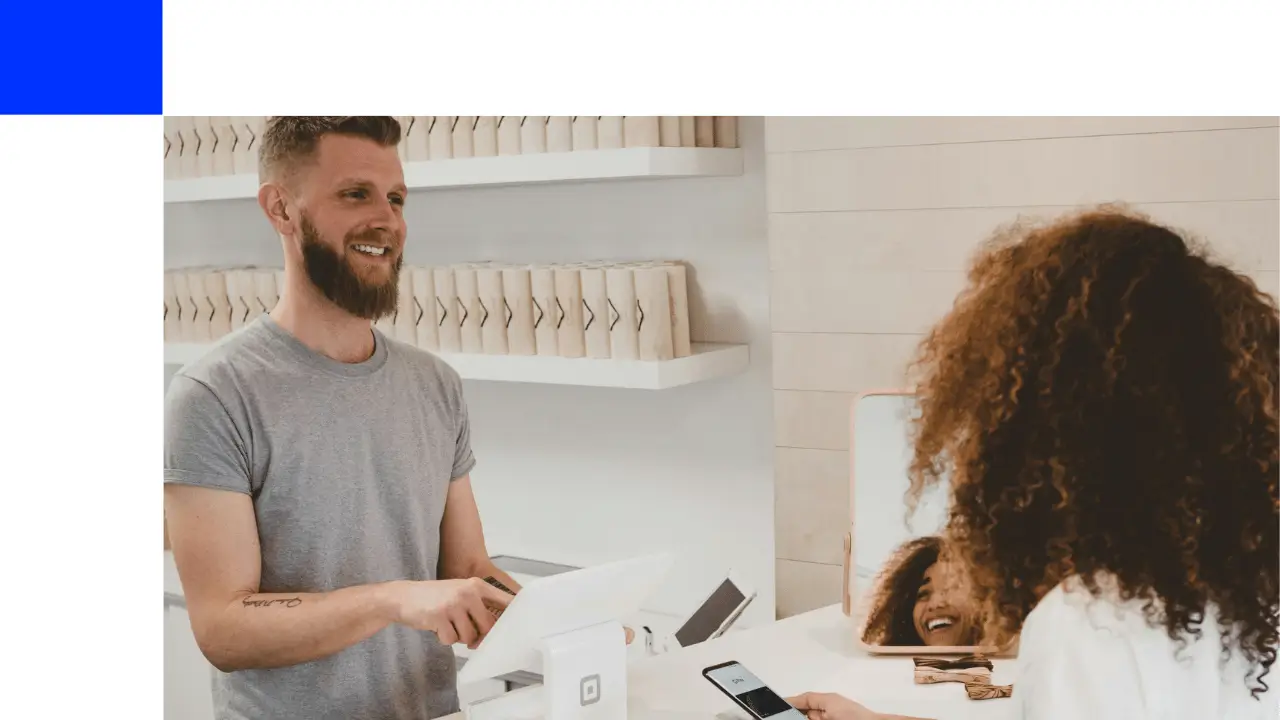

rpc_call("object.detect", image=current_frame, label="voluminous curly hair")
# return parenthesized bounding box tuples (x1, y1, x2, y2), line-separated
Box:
(906, 206, 1279, 695)
(861, 536, 943, 645)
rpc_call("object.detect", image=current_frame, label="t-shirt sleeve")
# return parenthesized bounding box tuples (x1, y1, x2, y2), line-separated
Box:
(451, 379, 476, 481)
(164, 374, 253, 495)
(1018, 592, 1145, 720)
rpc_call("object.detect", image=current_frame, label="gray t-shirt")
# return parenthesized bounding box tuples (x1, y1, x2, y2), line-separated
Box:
(164, 315, 476, 720)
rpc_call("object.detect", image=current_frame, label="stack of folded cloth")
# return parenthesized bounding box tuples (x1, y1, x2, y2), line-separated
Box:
(912, 656, 1012, 700)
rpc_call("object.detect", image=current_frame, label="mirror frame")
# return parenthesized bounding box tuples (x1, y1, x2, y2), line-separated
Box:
(842, 388, 1013, 656)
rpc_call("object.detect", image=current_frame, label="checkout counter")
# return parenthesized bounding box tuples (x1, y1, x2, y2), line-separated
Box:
(441, 551, 1017, 720)
(165, 548, 1017, 720)
(445, 602, 1017, 720)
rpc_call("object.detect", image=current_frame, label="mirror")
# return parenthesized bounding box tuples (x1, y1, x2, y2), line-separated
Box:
(848, 390, 994, 655)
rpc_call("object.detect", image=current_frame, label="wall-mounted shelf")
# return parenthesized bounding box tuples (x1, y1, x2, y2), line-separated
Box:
(164, 342, 749, 390)
(164, 147, 744, 204)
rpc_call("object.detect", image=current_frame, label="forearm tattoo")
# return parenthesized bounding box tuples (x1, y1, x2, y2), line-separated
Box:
(241, 596, 303, 609)
(482, 576, 516, 596)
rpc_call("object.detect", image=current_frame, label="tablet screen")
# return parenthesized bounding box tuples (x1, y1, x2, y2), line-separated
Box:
(675, 579, 746, 646)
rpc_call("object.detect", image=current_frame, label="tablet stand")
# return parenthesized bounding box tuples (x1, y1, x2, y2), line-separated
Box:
(465, 620, 628, 720)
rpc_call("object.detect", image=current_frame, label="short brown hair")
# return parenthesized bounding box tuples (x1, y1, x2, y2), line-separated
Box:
(257, 116, 402, 181)
(908, 206, 1278, 695)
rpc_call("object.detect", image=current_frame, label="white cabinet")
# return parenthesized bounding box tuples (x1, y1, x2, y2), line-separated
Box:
(164, 602, 217, 720)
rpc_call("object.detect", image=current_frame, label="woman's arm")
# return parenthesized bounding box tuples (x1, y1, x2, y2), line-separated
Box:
(788, 693, 933, 720)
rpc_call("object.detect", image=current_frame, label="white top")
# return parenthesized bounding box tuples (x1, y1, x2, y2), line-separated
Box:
(1017, 576, 1277, 720)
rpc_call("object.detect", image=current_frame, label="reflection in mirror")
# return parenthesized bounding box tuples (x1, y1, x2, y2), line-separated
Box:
(851, 392, 981, 650)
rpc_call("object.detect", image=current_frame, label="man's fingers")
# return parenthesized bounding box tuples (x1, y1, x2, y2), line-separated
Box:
(436, 623, 459, 646)
(468, 600, 498, 639)
(451, 612, 478, 647)
(624, 626, 635, 645)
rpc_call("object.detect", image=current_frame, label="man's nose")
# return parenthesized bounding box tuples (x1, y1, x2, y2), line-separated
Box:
(367, 198, 401, 232)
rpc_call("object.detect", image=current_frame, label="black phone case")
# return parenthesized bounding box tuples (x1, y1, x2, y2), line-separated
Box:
(701, 661, 792, 720)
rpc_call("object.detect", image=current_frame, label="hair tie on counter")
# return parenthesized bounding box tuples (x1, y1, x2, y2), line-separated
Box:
(913, 655, 993, 671)
(913, 656, 1011, 700)
(914, 666, 993, 685)
(965, 681, 1013, 700)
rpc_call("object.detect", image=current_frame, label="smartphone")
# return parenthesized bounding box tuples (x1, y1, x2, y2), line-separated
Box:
(702, 661, 806, 719)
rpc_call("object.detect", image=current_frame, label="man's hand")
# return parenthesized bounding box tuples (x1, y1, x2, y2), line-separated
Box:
(390, 578, 514, 649)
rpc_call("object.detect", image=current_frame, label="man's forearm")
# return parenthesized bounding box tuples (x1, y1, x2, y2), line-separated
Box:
(441, 557, 523, 594)
(195, 582, 400, 672)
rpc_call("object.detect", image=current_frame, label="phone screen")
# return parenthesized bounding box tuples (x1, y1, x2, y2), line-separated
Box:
(704, 663, 805, 719)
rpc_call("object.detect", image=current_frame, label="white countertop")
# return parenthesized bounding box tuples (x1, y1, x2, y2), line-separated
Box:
(445, 604, 1018, 720)
(169, 552, 1014, 719)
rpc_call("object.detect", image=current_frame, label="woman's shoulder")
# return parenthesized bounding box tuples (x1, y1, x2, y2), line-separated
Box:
(1023, 574, 1183, 649)
(1018, 574, 1271, 719)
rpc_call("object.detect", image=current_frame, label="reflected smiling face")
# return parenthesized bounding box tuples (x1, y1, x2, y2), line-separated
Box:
(912, 559, 976, 647)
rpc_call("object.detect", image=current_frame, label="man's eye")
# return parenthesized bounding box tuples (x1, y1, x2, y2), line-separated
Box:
(344, 189, 368, 200)
(390, 195, 405, 206)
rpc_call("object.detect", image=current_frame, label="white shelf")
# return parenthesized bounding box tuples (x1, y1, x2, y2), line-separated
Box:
(164, 147, 744, 204)
(164, 342, 749, 390)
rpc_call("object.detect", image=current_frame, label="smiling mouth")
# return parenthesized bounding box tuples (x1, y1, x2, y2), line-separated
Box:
(351, 243, 389, 257)
(926, 616, 957, 633)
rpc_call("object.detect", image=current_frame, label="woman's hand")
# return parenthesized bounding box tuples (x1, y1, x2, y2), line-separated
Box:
(787, 693, 877, 720)
(787, 693, 931, 720)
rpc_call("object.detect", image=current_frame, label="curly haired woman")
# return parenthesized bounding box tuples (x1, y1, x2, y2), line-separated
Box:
(859, 536, 980, 648)
(789, 208, 1278, 720)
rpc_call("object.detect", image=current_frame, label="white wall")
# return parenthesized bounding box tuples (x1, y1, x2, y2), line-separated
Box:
(766, 117, 1280, 617)
(164, 117, 775, 623)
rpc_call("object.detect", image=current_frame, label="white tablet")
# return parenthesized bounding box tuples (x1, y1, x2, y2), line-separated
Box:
(457, 553, 674, 684)
(669, 570, 756, 649)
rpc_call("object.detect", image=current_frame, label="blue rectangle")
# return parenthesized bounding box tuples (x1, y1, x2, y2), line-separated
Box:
(0, 0, 162, 114)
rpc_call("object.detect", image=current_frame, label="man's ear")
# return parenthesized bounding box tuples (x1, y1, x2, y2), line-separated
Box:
(258, 182, 295, 236)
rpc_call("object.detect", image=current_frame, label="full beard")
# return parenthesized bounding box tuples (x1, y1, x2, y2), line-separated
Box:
(299, 216, 402, 320)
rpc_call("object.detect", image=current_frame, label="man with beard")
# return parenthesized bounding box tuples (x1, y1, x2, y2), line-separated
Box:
(163, 117, 518, 720)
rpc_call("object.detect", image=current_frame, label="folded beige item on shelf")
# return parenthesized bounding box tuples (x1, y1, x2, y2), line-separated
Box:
(452, 116, 476, 159)
(597, 116, 624, 149)
(473, 116, 499, 157)
(520, 116, 548, 154)
(427, 116, 454, 160)
(624, 116, 660, 148)
(571, 116, 598, 152)
(497, 116, 522, 156)
(546, 117, 573, 153)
